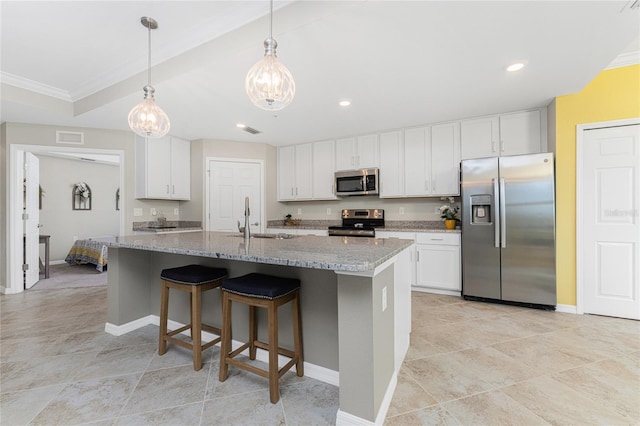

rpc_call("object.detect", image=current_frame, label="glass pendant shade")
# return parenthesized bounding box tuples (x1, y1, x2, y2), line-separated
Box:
(129, 17, 170, 138)
(128, 85, 170, 138)
(246, 38, 295, 111)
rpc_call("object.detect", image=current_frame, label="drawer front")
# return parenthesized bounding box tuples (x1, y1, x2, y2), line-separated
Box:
(376, 231, 416, 241)
(416, 232, 460, 245)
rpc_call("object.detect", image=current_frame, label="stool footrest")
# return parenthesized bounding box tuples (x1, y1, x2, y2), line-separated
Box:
(252, 340, 297, 359)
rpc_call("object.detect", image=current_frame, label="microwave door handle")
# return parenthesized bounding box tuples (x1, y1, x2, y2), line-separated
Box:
(493, 178, 500, 248)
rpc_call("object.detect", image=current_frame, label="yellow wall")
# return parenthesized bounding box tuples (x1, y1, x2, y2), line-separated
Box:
(555, 64, 640, 305)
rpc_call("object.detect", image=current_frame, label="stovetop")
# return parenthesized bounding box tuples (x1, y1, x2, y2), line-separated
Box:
(328, 209, 384, 237)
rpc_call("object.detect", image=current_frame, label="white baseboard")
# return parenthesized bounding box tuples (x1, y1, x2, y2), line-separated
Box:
(51, 260, 67, 265)
(336, 371, 398, 426)
(104, 315, 340, 386)
(411, 286, 461, 297)
(555, 304, 578, 314)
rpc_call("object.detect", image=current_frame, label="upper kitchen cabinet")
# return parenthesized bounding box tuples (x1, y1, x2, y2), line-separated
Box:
(460, 116, 499, 160)
(135, 135, 190, 200)
(277, 143, 313, 201)
(403, 122, 460, 197)
(379, 130, 404, 198)
(431, 122, 461, 195)
(335, 134, 379, 170)
(498, 110, 543, 156)
(461, 108, 546, 160)
(312, 140, 337, 200)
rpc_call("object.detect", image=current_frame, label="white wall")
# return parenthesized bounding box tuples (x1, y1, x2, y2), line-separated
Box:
(37, 155, 119, 261)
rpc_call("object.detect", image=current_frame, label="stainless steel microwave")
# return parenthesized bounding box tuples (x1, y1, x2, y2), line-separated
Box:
(335, 168, 379, 196)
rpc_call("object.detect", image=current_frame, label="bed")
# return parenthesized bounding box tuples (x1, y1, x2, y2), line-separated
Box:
(65, 237, 113, 272)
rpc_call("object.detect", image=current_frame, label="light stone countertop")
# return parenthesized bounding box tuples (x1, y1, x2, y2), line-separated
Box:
(104, 231, 413, 273)
(267, 220, 461, 234)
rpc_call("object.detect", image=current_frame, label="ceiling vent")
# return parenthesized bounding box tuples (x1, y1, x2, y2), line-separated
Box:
(241, 126, 261, 135)
(56, 130, 84, 145)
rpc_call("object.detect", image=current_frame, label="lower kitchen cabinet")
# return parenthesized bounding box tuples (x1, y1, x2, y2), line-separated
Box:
(415, 233, 461, 295)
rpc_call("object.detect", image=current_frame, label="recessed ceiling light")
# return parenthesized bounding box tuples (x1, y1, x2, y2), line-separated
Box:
(236, 123, 247, 128)
(339, 99, 351, 107)
(506, 62, 525, 72)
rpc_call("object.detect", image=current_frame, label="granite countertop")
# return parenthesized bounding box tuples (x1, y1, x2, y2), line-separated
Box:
(266, 220, 461, 233)
(105, 231, 413, 272)
(133, 221, 202, 233)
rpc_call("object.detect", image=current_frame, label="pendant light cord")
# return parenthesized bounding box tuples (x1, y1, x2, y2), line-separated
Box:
(269, 0, 273, 39)
(147, 22, 152, 86)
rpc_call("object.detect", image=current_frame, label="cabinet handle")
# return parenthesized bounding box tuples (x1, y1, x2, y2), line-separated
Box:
(491, 141, 496, 153)
(172, 185, 175, 195)
(416, 251, 420, 262)
(166, 185, 170, 194)
(430, 238, 444, 241)
(500, 140, 505, 152)
(291, 188, 294, 196)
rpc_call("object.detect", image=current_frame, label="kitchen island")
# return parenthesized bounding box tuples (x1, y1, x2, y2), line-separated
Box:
(104, 231, 413, 425)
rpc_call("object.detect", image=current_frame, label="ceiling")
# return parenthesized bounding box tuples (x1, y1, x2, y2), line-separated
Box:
(1, 1, 639, 147)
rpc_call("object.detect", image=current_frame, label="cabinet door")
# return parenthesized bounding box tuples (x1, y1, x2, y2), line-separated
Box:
(294, 143, 313, 199)
(170, 137, 191, 200)
(499, 110, 541, 156)
(335, 137, 356, 171)
(312, 140, 336, 199)
(461, 116, 499, 160)
(416, 244, 461, 291)
(356, 134, 379, 169)
(379, 130, 404, 197)
(404, 126, 430, 196)
(431, 122, 460, 196)
(278, 146, 296, 201)
(146, 137, 172, 198)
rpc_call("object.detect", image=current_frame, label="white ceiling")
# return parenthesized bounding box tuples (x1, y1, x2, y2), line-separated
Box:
(1, 1, 639, 146)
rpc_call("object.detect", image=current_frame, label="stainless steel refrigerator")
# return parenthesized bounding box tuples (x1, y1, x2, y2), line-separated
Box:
(461, 153, 556, 308)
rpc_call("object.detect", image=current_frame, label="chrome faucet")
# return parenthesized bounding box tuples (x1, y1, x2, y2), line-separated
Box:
(244, 196, 251, 241)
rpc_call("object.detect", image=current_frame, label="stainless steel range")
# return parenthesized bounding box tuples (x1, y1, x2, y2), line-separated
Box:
(328, 209, 385, 237)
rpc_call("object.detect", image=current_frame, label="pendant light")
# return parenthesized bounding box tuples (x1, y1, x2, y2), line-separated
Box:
(128, 17, 170, 138)
(245, 0, 295, 111)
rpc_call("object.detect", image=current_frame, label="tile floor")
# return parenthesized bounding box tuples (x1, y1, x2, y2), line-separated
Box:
(1, 287, 638, 425)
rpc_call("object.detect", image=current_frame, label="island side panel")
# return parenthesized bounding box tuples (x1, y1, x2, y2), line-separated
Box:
(107, 247, 153, 326)
(336, 264, 395, 422)
(112, 250, 340, 371)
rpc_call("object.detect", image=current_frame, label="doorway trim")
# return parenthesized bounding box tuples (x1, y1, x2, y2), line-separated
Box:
(5, 144, 125, 294)
(204, 157, 265, 232)
(575, 117, 640, 314)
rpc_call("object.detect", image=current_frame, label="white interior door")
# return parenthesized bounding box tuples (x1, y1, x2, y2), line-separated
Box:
(581, 123, 639, 320)
(208, 160, 262, 233)
(24, 152, 40, 289)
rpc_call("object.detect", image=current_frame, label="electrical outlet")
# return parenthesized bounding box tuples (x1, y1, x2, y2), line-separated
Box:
(326, 207, 331, 215)
(297, 208, 302, 215)
(174, 208, 179, 215)
(382, 286, 388, 312)
(150, 208, 157, 216)
(133, 208, 143, 217)
(399, 207, 405, 215)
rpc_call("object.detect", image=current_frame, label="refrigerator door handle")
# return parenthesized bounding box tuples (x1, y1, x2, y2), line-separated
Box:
(493, 178, 500, 248)
(499, 178, 507, 248)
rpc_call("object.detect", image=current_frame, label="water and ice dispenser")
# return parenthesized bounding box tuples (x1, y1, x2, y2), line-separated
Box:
(470, 195, 492, 224)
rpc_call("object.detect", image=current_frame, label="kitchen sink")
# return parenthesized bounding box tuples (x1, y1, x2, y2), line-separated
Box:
(234, 233, 295, 239)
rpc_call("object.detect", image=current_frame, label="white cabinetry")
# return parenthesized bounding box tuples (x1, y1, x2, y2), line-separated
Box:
(378, 130, 404, 197)
(312, 140, 337, 199)
(277, 144, 313, 201)
(415, 233, 461, 295)
(461, 109, 544, 160)
(376, 231, 416, 287)
(336, 134, 379, 170)
(498, 110, 542, 156)
(403, 123, 460, 197)
(135, 135, 190, 200)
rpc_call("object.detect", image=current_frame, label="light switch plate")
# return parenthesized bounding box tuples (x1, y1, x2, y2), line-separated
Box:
(133, 208, 143, 217)
(174, 208, 179, 215)
(382, 286, 388, 312)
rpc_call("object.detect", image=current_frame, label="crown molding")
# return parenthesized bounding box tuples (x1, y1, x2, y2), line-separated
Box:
(0, 72, 72, 102)
(606, 50, 640, 69)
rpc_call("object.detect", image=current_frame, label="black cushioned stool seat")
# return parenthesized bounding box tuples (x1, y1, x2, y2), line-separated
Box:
(159, 264, 228, 371)
(219, 273, 303, 403)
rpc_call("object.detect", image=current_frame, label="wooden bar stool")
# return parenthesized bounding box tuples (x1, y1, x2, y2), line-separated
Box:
(219, 273, 303, 403)
(159, 264, 228, 371)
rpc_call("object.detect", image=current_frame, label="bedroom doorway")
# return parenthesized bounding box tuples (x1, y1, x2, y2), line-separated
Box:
(7, 144, 125, 294)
